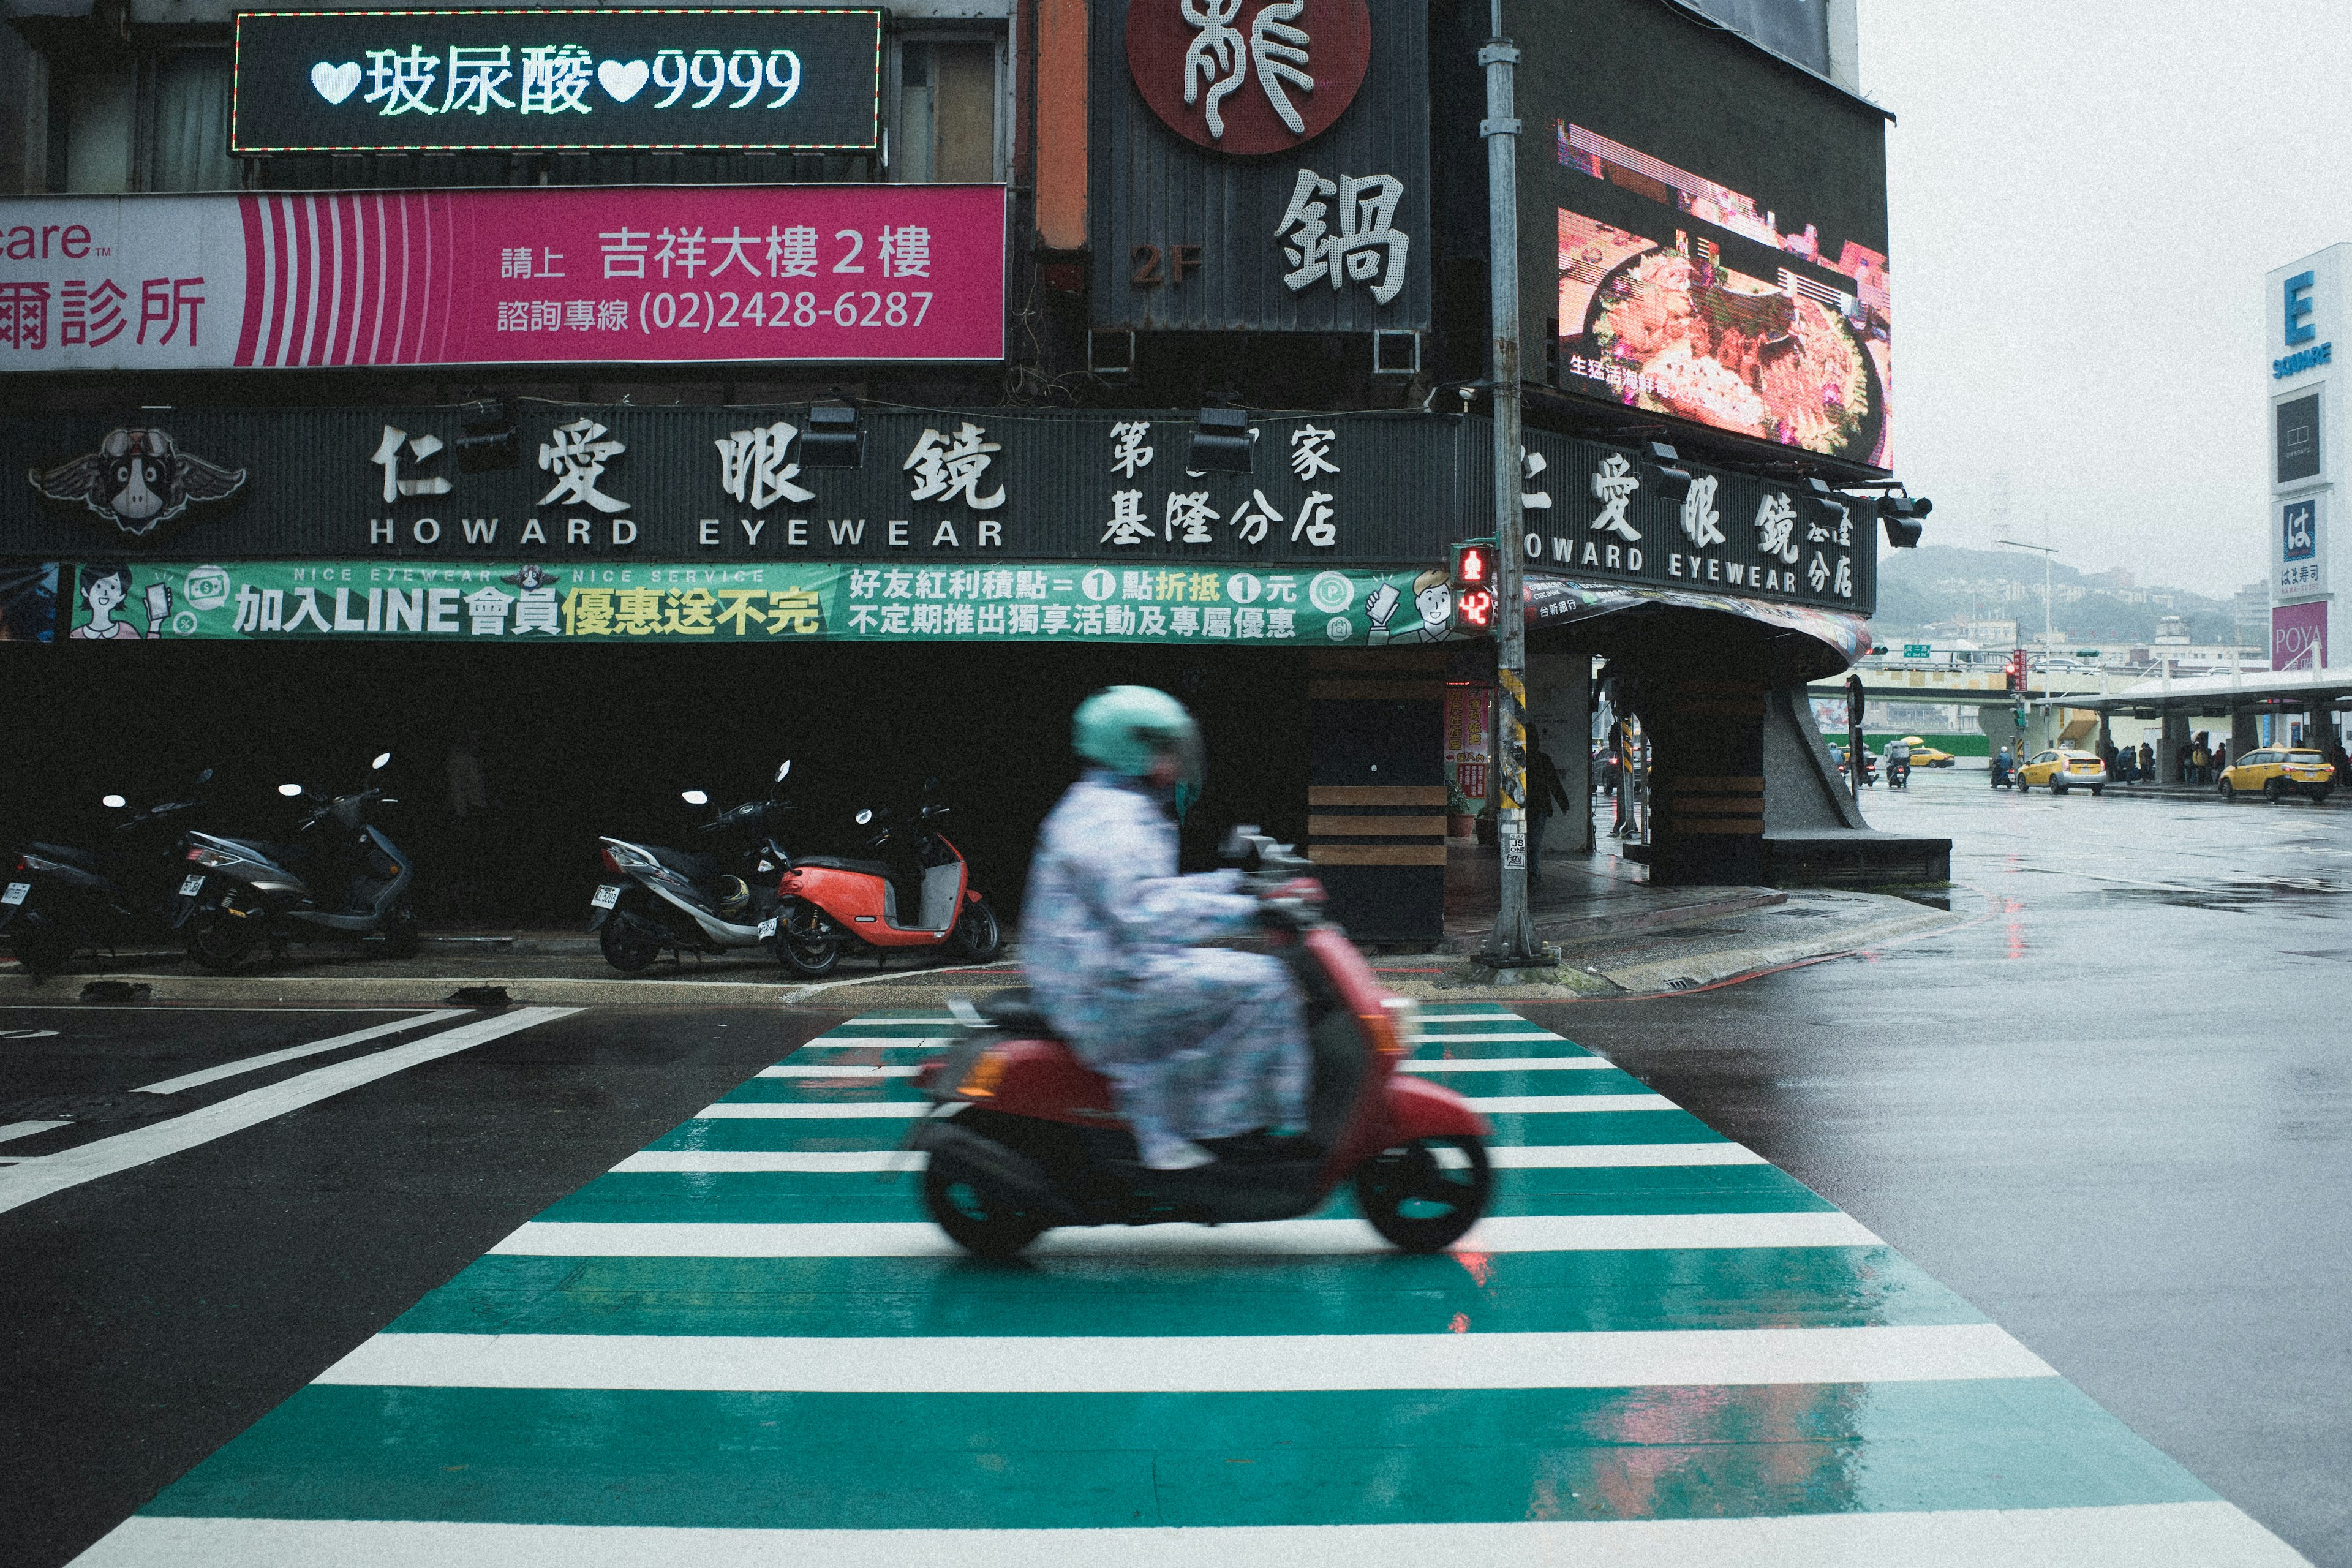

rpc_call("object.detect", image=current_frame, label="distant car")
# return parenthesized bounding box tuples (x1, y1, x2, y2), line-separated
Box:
(2017, 748, 2107, 796)
(1908, 745, 1958, 768)
(2218, 748, 2335, 802)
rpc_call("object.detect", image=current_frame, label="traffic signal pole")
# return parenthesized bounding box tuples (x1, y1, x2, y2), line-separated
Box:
(1479, 2, 1548, 971)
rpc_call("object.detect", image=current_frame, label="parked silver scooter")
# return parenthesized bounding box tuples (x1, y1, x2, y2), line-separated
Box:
(590, 761, 800, 972)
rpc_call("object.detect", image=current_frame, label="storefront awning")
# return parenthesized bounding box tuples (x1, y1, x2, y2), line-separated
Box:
(1526, 573, 1871, 666)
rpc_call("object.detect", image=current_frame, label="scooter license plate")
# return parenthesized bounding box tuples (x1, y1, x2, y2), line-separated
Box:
(590, 883, 623, 910)
(1, 883, 28, 906)
(178, 873, 206, 897)
(758, 916, 778, 940)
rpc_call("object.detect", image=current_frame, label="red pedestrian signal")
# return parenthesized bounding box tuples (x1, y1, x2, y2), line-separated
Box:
(1452, 541, 1497, 633)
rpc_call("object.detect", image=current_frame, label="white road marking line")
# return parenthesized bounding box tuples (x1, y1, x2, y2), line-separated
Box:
(1489, 1142, 1768, 1168)
(757, 1063, 924, 1079)
(1462, 1094, 1678, 1112)
(489, 1210, 1881, 1259)
(794, 1036, 953, 1049)
(72, 1502, 2310, 1568)
(615, 1150, 925, 1174)
(0, 1008, 581, 1218)
(1413, 1011, 1517, 1021)
(823, 1016, 958, 1026)
(319, 1322, 2053, 1393)
(0, 1119, 70, 1144)
(696, 1101, 926, 1120)
(1406, 1057, 1613, 1072)
(1417, 1030, 1569, 1042)
(132, 1011, 463, 1095)
(607, 1144, 1766, 1175)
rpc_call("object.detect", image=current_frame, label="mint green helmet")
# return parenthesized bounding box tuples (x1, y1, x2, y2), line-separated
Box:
(1074, 685, 1204, 804)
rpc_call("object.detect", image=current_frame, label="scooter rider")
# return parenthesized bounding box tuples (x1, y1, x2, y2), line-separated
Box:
(1020, 687, 1311, 1172)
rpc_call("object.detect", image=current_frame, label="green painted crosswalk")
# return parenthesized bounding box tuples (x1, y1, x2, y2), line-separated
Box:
(71, 1003, 2309, 1566)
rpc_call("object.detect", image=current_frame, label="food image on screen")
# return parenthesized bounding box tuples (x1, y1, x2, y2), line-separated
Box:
(1556, 123, 1890, 466)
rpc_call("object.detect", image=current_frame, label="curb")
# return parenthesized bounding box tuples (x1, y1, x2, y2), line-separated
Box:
(1438, 888, 1788, 956)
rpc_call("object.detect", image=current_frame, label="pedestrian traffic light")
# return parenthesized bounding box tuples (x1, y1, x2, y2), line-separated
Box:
(1453, 539, 1496, 631)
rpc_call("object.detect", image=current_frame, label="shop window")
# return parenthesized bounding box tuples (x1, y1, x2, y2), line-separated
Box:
(149, 50, 237, 192)
(895, 37, 1000, 183)
(48, 68, 134, 193)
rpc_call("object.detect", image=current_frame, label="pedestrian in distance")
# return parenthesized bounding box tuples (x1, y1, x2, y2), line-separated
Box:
(2139, 741, 2155, 783)
(1525, 729, 1571, 889)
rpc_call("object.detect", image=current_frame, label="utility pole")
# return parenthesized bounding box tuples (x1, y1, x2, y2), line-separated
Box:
(1479, 0, 1546, 971)
(1998, 538, 2057, 745)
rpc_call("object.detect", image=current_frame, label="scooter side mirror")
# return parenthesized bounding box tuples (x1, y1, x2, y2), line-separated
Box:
(278, 783, 305, 797)
(682, 790, 709, 806)
(856, 809, 874, 826)
(775, 760, 791, 782)
(371, 752, 392, 771)
(101, 794, 127, 809)
(195, 768, 214, 785)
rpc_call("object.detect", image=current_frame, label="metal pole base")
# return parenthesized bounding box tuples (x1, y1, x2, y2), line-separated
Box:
(1469, 941, 1562, 981)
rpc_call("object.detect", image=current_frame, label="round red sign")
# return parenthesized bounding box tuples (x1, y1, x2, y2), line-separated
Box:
(1126, 0, 1371, 157)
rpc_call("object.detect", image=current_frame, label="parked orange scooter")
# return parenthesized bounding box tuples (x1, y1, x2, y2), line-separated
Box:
(772, 785, 1002, 976)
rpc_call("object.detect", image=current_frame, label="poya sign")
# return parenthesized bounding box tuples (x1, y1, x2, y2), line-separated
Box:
(1125, 0, 1370, 156)
(230, 8, 881, 154)
(0, 186, 1006, 371)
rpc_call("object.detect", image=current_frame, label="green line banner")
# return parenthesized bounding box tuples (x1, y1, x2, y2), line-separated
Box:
(59, 561, 1464, 646)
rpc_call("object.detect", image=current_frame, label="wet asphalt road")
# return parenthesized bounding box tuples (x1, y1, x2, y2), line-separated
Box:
(2, 767, 2346, 1565)
(1522, 768, 2352, 1565)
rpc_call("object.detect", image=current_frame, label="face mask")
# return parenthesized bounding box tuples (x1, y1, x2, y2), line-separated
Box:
(1171, 780, 1199, 822)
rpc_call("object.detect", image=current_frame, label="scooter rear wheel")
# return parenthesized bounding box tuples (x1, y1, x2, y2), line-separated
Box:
(9, 914, 77, 981)
(1354, 1134, 1491, 1254)
(600, 908, 663, 973)
(187, 907, 262, 974)
(923, 1154, 1048, 1257)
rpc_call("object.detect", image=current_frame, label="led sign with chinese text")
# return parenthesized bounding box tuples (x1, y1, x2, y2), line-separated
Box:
(230, 9, 881, 153)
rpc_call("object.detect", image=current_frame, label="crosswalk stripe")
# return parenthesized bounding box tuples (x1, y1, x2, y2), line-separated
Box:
(1407, 1057, 1613, 1072)
(696, 1101, 927, 1119)
(319, 1322, 2055, 1393)
(1417, 1030, 1569, 1042)
(607, 1143, 1771, 1175)
(757, 1063, 924, 1078)
(796, 1036, 956, 1049)
(1462, 1093, 1676, 1112)
(488, 1211, 1882, 1258)
(75, 1504, 2308, 1568)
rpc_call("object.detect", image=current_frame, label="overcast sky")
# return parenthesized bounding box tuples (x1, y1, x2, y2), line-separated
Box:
(1858, 2, 2350, 598)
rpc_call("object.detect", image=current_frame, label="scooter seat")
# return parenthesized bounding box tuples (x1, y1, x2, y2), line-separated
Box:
(649, 845, 726, 883)
(976, 987, 1055, 1032)
(793, 856, 894, 879)
(27, 842, 97, 869)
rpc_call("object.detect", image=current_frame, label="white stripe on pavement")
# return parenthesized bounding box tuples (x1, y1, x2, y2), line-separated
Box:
(70, 1502, 2310, 1568)
(1488, 1143, 1769, 1168)
(318, 1322, 2053, 1393)
(1463, 1094, 1678, 1112)
(757, 1063, 924, 1078)
(132, 1011, 462, 1095)
(695, 1101, 926, 1119)
(489, 1210, 1881, 1259)
(1406, 1057, 1613, 1072)
(608, 1143, 1769, 1175)
(1417, 1031, 1570, 1042)
(615, 1150, 925, 1174)
(0, 1008, 581, 1217)
(0, 1119, 70, 1144)
(794, 1036, 954, 1049)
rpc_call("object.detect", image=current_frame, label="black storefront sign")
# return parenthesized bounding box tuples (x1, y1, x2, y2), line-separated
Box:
(231, 9, 883, 154)
(3, 405, 1872, 616)
(1090, 0, 1431, 333)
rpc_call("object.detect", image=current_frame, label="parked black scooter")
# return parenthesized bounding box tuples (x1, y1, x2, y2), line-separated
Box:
(1, 769, 214, 978)
(177, 752, 418, 972)
(590, 761, 802, 973)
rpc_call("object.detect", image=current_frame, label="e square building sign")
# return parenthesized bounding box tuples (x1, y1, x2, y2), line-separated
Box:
(230, 9, 882, 154)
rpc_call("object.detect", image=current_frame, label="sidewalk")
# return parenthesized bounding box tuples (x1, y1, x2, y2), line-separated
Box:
(1439, 839, 1785, 954)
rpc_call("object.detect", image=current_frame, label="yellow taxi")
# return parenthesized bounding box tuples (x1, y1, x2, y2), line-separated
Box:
(2017, 748, 2108, 796)
(2218, 747, 2336, 802)
(1908, 745, 1958, 768)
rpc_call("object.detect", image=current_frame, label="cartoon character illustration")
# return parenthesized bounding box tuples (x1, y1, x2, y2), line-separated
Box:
(1365, 568, 1455, 645)
(501, 565, 563, 592)
(69, 564, 170, 641)
(30, 429, 247, 538)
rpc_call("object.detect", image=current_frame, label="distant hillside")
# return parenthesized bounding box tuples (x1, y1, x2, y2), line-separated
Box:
(1872, 545, 2247, 646)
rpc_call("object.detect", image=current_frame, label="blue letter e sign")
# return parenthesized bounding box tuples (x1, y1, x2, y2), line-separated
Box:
(2286, 271, 2316, 345)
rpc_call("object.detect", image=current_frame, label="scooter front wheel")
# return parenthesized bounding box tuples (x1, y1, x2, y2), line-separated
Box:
(777, 902, 841, 976)
(1354, 1134, 1491, 1254)
(949, 898, 1003, 962)
(923, 1154, 1048, 1257)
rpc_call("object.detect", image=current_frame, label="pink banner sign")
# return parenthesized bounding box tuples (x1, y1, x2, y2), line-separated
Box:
(2273, 600, 2329, 671)
(0, 184, 1005, 370)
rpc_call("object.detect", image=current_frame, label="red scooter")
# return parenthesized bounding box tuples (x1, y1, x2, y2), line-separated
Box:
(772, 789, 1002, 976)
(908, 832, 1493, 1257)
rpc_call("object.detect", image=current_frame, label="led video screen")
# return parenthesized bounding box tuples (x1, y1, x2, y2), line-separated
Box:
(1556, 121, 1891, 466)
